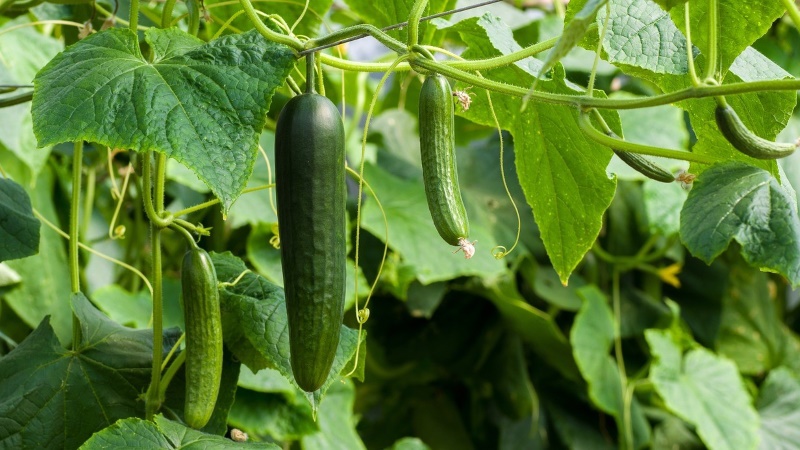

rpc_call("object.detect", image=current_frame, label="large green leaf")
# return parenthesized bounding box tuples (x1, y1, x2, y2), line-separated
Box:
(598, 0, 690, 75)
(540, 0, 608, 77)
(756, 368, 800, 450)
(0, 17, 61, 179)
(341, 0, 449, 42)
(469, 275, 579, 380)
(646, 327, 759, 450)
(300, 381, 366, 450)
(0, 293, 179, 449)
(79, 415, 279, 449)
(715, 254, 798, 375)
(680, 162, 800, 287)
(31, 28, 294, 212)
(211, 252, 363, 408)
(571, 287, 650, 449)
(4, 166, 71, 343)
(442, 13, 618, 283)
(0, 177, 39, 262)
(671, 0, 786, 73)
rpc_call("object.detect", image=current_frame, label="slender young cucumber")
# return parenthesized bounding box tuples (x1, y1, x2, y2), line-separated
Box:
(715, 104, 797, 159)
(419, 73, 474, 258)
(275, 92, 346, 392)
(578, 112, 674, 183)
(181, 246, 223, 429)
(607, 133, 674, 183)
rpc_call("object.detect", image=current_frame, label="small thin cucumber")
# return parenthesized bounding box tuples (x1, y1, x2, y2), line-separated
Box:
(181, 246, 223, 429)
(419, 73, 474, 258)
(715, 105, 797, 160)
(607, 132, 675, 183)
(578, 112, 674, 183)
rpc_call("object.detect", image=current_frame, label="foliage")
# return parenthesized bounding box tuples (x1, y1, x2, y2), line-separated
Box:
(1, 0, 800, 448)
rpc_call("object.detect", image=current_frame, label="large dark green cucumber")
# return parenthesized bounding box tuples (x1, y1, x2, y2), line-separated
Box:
(181, 246, 223, 429)
(275, 92, 346, 392)
(419, 73, 473, 257)
(715, 105, 797, 159)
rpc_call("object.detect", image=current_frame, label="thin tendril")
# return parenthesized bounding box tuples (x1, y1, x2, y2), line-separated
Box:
(108, 163, 133, 240)
(290, 0, 310, 32)
(346, 55, 409, 377)
(211, 9, 246, 40)
(258, 145, 278, 217)
(33, 209, 153, 296)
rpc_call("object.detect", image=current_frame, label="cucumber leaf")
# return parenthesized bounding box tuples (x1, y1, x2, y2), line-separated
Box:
(210, 251, 364, 409)
(680, 162, 800, 287)
(31, 28, 294, 212)
(79, 415, 279, 449)
(0, 177, 39, 262)
(439, 13, 618, 284)
(646, 326, 759, 450)
(0, 293, 180, 449)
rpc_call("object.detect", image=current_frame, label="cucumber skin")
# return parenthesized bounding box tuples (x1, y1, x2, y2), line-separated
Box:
(419, 74, 470, 246)
(715, 105, 796, 160)
(606, 131, 674, 183)
(275, 93, 346, 392)
(181, 247, 223, 429)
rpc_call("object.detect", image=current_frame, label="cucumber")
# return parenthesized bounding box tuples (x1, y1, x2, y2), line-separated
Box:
(275, 92, 346, 392)
(607, 132, 674, 183)
(578, 111, 674, 183)
(419, 73, 474, 258)
(715, 104, 797, 160)
(181, 246, 223, 429)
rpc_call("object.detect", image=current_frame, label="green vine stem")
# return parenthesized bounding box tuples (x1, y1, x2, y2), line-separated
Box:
(306, 51, 316, 94)
(81, 167, 95, 241)
(612, 268, 633, 450)
(187, 0, 201, 36)
(586, 4, 610, 97)
(238, 0, 303, 51)
(305, 24, 406, 55)
(412, 56, 800, 110)
(70, 141, 84, 347)
(130, 0, 139, 32)
(684, 2, 701, 87)
(161, 0, 177, 28)
(0, 92, 33, 108)
(172, 184, 274, 217)
(705, 0, 718, 82)
(783, 0, 800, 31)
(144, 152, 169, 420)
(578, 110, 717, 164)
(142, 151, 173, 229)
(407, 0, 429, 47)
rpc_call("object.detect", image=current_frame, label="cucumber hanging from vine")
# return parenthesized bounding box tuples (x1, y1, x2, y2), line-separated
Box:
(181, 245, 223, 429)
(419, 73, 475, 258)
(274, 53, 346, 392)
(714, 99, 798, 160)
(578, 111, 675, 183)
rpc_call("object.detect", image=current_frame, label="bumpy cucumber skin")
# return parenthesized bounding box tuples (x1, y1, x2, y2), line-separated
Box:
(275, 93, 346, 392)
(715, 105, 797, 160)
(606, 131, 674, 183)
(181, 247, 223, 429)
(419, 74, 470, 246)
